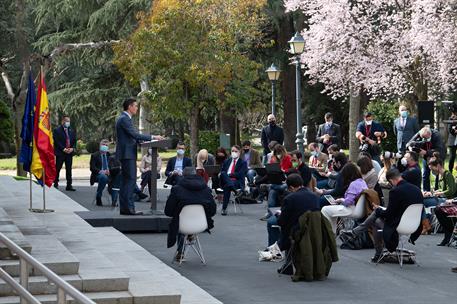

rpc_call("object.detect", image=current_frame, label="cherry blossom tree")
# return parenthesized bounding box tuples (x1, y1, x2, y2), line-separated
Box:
(285, 0, 457, 159)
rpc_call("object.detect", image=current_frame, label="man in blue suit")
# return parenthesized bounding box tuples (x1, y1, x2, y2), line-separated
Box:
(393, 105, 420, 153)
(115, 98, 163, 215)
(220, 145, 248, 215)
(164, 141, 192, 186)
(53, 115, 77, 191)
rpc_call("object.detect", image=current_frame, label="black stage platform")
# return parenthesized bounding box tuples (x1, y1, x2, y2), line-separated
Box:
(75, 210, 170, 232)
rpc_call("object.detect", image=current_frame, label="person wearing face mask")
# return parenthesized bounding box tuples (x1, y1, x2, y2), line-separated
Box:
(90, 139, 121, 206)
(139, 148, 162, 195)
(240, 140, 261, 185)
(423, 158, 456, 208)
(316, 112, 341, 153)
(261, 114, 284, 163)
(356, 112, 387, 165)
(53, 115, 77, 191)
(164, 141, 192, 187)
(447, 105, 457, 173)
(393, 105, 420, 153)
(406, 126, 445, 191)
(220, 145, 248, 215)
(400, 151, 421, 189)
(315, 152, 348, 208)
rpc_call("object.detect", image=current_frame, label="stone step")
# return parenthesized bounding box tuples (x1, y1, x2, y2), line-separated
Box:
(0, 208, 32, 259)
(0, 235, 79, 276)
(0, 291, 143, 304)
(0, 271, 130, 296)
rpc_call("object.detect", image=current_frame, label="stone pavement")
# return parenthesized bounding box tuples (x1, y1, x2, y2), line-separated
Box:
(0, 176, 222, 304)
(62, 182, 457, 304)
(45, 176, 457, 303)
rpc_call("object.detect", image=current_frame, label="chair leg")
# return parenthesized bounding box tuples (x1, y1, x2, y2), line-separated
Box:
(376, 249, 388, 265)
(195, 236, 206, 264)
(397, 239, 404, 268)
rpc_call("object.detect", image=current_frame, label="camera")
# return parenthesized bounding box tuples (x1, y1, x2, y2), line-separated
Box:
(382, 151, 402, 159)
(407, 141, 425, 153)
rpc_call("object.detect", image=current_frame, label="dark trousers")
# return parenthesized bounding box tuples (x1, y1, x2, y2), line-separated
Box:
(221, 173, 242, 210)
(141, 171, 159, 196)
(449, 146, 457, 173)
(435, 208, 455, 242)
(422, 159, 431, 192)
(54, 154, 73, 187)
(120, 159, 136, 212)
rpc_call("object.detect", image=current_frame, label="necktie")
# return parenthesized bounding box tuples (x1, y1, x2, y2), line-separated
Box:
(64, 128, 70, 148)
(230, 159, 237, 175)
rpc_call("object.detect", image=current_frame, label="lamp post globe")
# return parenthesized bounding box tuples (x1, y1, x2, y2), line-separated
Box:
(266, 63, 280, 116)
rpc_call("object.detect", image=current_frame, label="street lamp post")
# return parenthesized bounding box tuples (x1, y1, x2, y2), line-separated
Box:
(288, 32, 305, 155)
(266, 63, 281, 116)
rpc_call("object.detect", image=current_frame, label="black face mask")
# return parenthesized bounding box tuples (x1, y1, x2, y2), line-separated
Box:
(243, 148, 250, 153)
(269, 121, 276, 127)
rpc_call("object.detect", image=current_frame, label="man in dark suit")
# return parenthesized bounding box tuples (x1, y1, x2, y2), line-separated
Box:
(316, 112, 341, 152)
(53, 115, 77, 191)
(220, 145, 248, 215)
(345, 169, 423, 261)
(261, 114, 284, 161)
(89, 139, 121, 206)
(115, 98, 163, 215)
(406, 126, 445, 191)
(164, 141, 192, 186)
(393, 105, 420, 153)
(240, 140, 261, 184)
(164, 167, 216, 262)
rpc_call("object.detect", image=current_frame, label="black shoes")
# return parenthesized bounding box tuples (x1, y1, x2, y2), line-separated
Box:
(137, 192, 148, 200)
(437, 238, 450, 246)
(53, 183, 59, 189)
(221, 209, 228, 216)
(66, 186, 76, 191)
(96, 197, 102, 206)
(371, 254, 383, 263)
(277, 264, 293, 275)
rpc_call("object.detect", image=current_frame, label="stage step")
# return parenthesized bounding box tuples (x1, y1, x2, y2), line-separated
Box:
(0, 208, 32, 259)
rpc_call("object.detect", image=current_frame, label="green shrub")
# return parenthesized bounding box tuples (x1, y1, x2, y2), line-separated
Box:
(0, 100, 14, 145)
(184, 131, 220, 156)
(366, 100, 399, 153)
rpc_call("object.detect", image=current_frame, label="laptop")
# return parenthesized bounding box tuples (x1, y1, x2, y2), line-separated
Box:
(324, 195, 338, 205)
(265, 163, 281, 173)
(203, 165, 220, 176)
(252, 165, 267, 176)
(265, 163, 284, 184)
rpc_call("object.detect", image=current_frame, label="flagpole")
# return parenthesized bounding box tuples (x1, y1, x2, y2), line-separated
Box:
(29, 172, 32, 210)
(42, 168, 46, 212)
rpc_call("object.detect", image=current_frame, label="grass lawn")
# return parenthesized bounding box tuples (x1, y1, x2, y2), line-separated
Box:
(0, 150, 179, 171)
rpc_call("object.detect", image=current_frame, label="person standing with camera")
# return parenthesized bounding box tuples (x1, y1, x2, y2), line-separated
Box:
(406, 126, 445, 192)
(447, 106, 457, 173)
(355, 112, 387, 166)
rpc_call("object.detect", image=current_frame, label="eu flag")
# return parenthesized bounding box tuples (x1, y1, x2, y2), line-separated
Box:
(19, 70, 36, 172)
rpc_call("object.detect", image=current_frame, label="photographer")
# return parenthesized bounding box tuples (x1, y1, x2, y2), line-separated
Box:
(447, 105, 457, 173)
(355, 112, 387, 166)
(406, 126, 445, 191)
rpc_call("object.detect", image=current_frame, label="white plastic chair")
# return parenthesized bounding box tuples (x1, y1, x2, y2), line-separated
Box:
(377, 203, 423, 267)
(177, 205, 208, 264)
(337, 194, 366, 235)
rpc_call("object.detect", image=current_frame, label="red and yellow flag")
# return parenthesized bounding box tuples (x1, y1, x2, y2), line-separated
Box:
(31, 71, 56, 187)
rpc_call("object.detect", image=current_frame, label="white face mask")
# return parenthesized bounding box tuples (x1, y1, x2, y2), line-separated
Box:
(365, 120, 373, 126)
(177, 149, 185, 156)
(401, 158, 408, 167)
(231, 151, 239, 159)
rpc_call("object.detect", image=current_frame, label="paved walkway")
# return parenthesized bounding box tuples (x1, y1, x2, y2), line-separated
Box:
(64, 183, 457, 304)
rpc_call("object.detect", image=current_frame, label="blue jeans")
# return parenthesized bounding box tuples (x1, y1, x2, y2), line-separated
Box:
(268, 184, 287, 208)
(96, 173, 109, 199)
(267, 215, 280, 246)
(246, 169, 256, 184)
(317, 179, 329, 189)
(422, 197, 445, 218)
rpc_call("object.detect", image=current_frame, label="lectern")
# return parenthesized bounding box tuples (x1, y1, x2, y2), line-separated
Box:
(140, 139, 171, 213)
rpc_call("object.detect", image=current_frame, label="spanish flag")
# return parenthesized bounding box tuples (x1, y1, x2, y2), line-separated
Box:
(31, 71, 56, 187)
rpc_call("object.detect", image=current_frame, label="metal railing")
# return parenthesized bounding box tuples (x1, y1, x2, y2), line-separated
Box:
(0, 232, 96, 304)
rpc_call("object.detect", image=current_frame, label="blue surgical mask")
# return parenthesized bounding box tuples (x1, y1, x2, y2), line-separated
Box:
(400, 111, 408, 118)
(64, 121, 70, 128)
(177, 149, 185, 156)
(311, 151, 318, 157)
(100, 145, 109, 152)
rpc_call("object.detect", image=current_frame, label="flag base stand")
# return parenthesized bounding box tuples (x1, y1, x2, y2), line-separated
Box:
(29, 208, 54, 213)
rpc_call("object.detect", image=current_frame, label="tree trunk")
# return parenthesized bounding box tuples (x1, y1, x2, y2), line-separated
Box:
(220, 109, 236, 146)
(278, 15, 297, 151)
(349, 87, 362, 162)
(12, 0, 29, 177)
(189, 106, 200, 159)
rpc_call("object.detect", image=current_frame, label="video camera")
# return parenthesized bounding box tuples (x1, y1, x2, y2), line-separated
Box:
(382, 151, 402, 160)
(407, 140, 426, 154)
